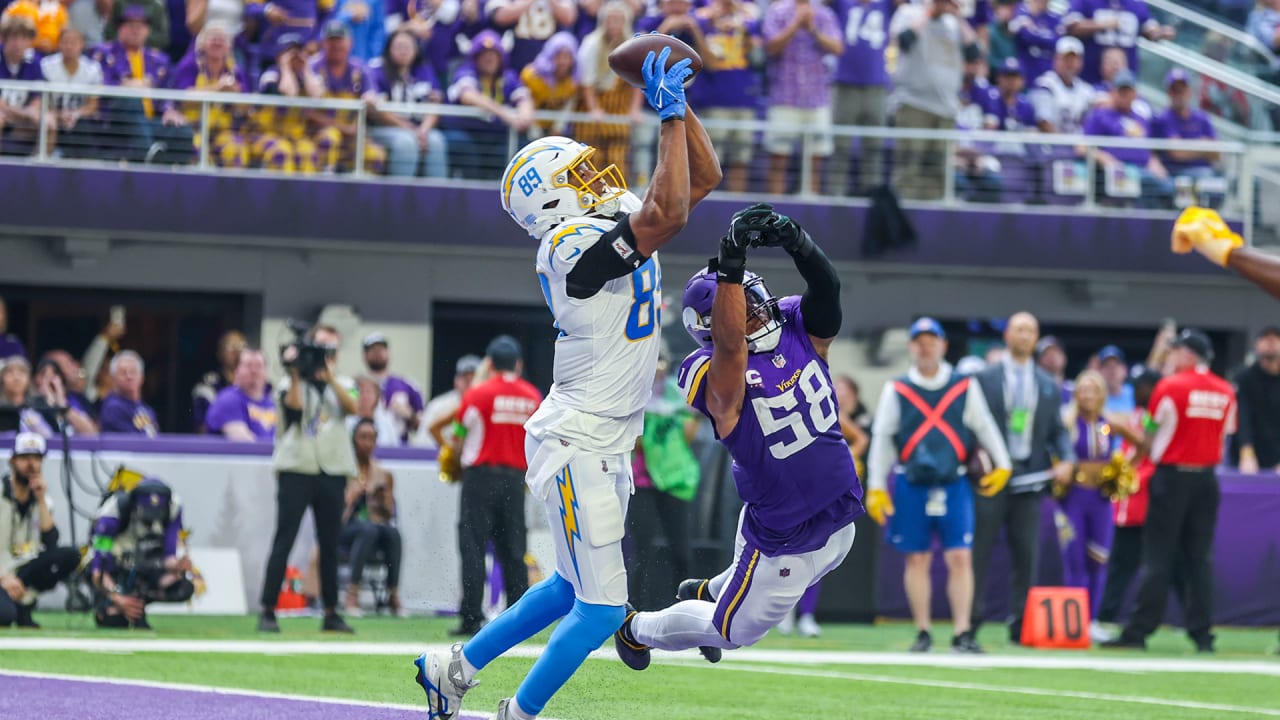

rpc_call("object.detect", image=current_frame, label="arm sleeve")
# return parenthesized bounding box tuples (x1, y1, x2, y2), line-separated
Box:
(866, 382, 901, 492)
(793, 240, 842, 339)
(564, 215, 648, 299)
(964, 380, 1012, 470)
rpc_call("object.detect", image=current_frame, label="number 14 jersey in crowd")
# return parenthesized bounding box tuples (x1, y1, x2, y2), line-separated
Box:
(678, 296, 864, 556)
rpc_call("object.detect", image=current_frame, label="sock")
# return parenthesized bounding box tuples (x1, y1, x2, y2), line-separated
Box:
(463, 573, 575, 670)
(508, 698, 537, 720)
(629, 600, 731, 652)
(459, 651, 480, 685)
(514, 600, 624, 715)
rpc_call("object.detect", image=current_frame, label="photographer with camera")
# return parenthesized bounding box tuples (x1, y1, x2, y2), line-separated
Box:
(258, 324, 359, 634)
(90, 477, 195, 629)
(1, 433, 81, 628)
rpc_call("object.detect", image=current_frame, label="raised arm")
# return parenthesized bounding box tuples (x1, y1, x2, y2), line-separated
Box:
(1171, 207, 1280, 302)
(629, 48, 695, 256)
(682, 108, 723, 208)
(753, 210, 841, 358)
(703, 206, 771, 435)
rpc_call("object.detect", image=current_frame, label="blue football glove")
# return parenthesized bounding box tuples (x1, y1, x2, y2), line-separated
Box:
(642, 45, 693, 122)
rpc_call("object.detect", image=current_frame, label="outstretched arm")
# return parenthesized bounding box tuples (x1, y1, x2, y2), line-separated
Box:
(1227, 248, 1280, 303)
(1171, 207, 1280, 301)
(682, 108, 723, 208)
(704, 207, 769, 435)
(753, 210, 842, 359)
(630, 48, 695, 256)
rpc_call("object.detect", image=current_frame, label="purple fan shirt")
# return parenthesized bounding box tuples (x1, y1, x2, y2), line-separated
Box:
(958, 76, 998, 130)
(0, 334, 26, 361)
(1150, 107, 1216, 171)
(368, 58, 440, 102)
(99, 393, 159, 436)
(485, 0, 576, 71)
(93, 42, 172, 87)
(694, 11, 762, 108)
(1065, 0, 1154, 84)
(445, 65, 529, 131)
(988, 92, 1038, 130)
(678, 297, 864, 555)
(205, 385, 278, 441)
(833, 0, 890, 87)
(0, 46, 44, 108)
(246, 0, 320, 60)
(1009, 4, 1062, 83)
(762, 0, 840, 109)
(1083, 104, 1153, 166)
(168, 54, 252, 93)
(380, 373, 425, 443)
(960, 0, 992, 27)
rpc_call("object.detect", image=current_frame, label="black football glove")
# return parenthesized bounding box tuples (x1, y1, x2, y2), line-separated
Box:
(729, 202, 775, 246)
(717, 234, 749, 284)
(753, 211, 815, 257)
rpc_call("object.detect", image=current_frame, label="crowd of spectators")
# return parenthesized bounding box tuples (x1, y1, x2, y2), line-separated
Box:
(0, 0, 1240, 199)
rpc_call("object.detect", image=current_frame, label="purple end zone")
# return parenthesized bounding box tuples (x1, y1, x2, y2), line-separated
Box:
(0, 673, 492, 720)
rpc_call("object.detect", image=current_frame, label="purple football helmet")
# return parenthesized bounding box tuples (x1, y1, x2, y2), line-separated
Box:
(681, 266, 785, 353)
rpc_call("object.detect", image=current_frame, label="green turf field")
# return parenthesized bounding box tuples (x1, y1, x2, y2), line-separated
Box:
(3, 614, 1278, 719)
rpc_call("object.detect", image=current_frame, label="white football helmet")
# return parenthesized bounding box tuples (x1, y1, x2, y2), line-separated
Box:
(500, 136, 628, 238)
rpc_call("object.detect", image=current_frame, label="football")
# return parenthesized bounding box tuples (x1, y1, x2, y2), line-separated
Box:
(608, 33, 703, 89)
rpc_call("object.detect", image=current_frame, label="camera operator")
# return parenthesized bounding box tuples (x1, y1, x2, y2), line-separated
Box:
(1, 433, 81, 628)
(258, 324, 359, 635)
(90, 477, 195, 629)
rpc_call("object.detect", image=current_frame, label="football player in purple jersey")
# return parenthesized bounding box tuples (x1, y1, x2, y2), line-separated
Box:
(614, 203, 864, 668)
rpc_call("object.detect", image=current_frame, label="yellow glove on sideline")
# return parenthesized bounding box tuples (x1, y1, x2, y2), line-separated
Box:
(1172, 207, 1242, 267)
(977, 468, 1011, 497)
(438, 444, 462, 484)
(866, 488, 894, 526)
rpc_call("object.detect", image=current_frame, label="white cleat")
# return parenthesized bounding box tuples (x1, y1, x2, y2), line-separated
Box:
(1090, 621, 1117, 644)
(414, 643, 478, 720)
(797, 613, 821, 638)
(496, 698, 515, 720)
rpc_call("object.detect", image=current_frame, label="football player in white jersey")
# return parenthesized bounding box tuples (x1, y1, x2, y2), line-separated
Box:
(413, 45, 723, 720)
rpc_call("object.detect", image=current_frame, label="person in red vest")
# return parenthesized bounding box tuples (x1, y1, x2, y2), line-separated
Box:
(1172, 206, 1279, 654)
(447, 335, 543, 637)
(1103, 329, 1235, 653)
(866, 317, 1012, 654)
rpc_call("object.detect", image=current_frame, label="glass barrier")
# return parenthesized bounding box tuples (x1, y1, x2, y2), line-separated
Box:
(0, 78, 1250, 220)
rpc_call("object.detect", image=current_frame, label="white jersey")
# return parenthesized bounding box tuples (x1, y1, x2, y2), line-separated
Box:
(1030, 70, 1096, 134)
(524, 192, 661, 458)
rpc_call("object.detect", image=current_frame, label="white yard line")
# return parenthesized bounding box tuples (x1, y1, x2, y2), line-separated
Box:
(723, 664, 1280, 717)
(0, 668, 572, 720)
(1, 637, 1277, 677)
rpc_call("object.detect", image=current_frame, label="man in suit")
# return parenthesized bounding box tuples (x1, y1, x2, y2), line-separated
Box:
(972, 311, 1075, 642)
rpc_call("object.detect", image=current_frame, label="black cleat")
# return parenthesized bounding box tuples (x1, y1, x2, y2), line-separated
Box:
(15, 604, 39, 629)
(322, 613, 355, 634)
(1100, 635, 1147, 650)
(951, 630, 984, 654)
(614, 604, 651, 671)
(675, 579, 722, 663)
(676, 578, 716, 603)
(909, 630, 932, 653)
(257, 613, 281, 633)
(1193, 634, 1216, 654)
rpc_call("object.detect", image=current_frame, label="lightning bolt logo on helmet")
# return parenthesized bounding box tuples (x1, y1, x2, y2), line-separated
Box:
(500, 136, 630, 240)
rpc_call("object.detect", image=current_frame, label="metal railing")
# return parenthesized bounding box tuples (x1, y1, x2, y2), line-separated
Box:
(1145, 0, 1279, 69)
(0, 78, 1258, 227)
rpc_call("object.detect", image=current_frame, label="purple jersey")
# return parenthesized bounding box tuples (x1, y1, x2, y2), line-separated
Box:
(1009, 4, 1062, 84)
(99, 393, 159, 436)
(0, 46, 44, 108)
(0, 333, 25, 361)
(1073, 415, 1120, 461)
(988, 92, 1038, 131)
(1065, 0, 1153, 84)
(368, 59, 440, 102)
(959, 0, 991, 27)
(485, 0, 576, 71)
(694, 11, 763, 108)
(381, 373, 425, 443)
(445, 65, 529, 131)
(205, 385, 278, 441)
(93, 42, 172, 87)
(958, 76, 997, 130)
(1083, 104, 1152, 165)
(834, 0, 889, 87)
(1150, 107, 1216, 171)
(678, 297, 863, 555)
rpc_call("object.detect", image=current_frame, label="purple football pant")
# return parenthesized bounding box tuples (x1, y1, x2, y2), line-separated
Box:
(1058, 484, 1114, 616)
